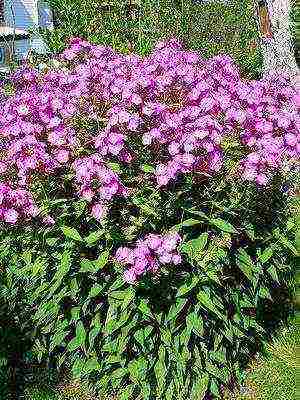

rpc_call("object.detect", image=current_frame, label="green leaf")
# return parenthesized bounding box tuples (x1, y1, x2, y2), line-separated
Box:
(121, 288, 135, 311)
(209, 377, 221, 397)
(84, 357, 100, 373)
(61, 226, 82, 241)
(134, 326, 153, 348)
(184, 208, 209, 220)
(84, 230, 104, 245)
(177, 275, 200, 297)
(258, 287, 272, 300)
(180, 233, 208, 259)
(186, 312, 204, 337)
(106, 355, 123, 364)
(206, 269, 221, 285)
(109, 276, 124, 291)
(197, 291, 224, 320)
(266, 264, 279, 282)
(107, 162, 122, 172)
(165, 382, 175, 400)
(167, 298, 187, 321)
(138, 299, 152, 318)
(94, 249, 110, 269)
(132, 196, 159, 217)
(207, 360, 230, 383)
(118, 385, 135, 400)
(160, 328, 172, 346)
(210, 218, 237, 233)
(88, 283, 104, 298)
(273, 229, 298, 255)
(49, 330, 69, 352)
(70, 306, 81, 322)
(79, 259, 96, 273)
(191, 374, 209, 400)
(111, 368, 128, 389)
(46, 237, 59, 246)
(79, 250, 109, 273)
(128, 357, 148, 384)
(140, 164, 155, 173)
(259, 247, 273, 264)
(109, 288, 135, 310)
(50, 250, 72, 283)
(88, 325, 102, 352)
(67, 321, 86, 352)
(154, 346, 167, 395)
(140, 381, 151, 400)
(295, 229, 300, 252)
(33, 301, 59, 325)
(72, 357, 86, 379)
(31, 257, 47, 277)
(237, 248, 256, 282)
(174, 218, 202, 230)
(210, 350, 226, 364)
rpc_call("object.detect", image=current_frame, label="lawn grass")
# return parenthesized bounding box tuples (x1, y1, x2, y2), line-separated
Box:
(223, 319, 299, 400)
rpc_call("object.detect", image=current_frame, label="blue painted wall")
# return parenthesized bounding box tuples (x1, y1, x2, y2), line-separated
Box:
(3, 0, 52, 59)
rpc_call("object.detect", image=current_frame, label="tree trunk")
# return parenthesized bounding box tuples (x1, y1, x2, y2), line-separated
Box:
(259, 0, 299, 84)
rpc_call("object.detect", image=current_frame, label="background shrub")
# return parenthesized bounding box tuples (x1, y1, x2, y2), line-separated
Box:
(41, 0, 262, 79)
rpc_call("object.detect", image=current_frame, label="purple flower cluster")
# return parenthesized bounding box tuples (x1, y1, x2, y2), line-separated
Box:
(115, 231, 182, 283)
(0, 182, 38, 223)
(0, 37, 298, 224)
(72, 154, 127, 220)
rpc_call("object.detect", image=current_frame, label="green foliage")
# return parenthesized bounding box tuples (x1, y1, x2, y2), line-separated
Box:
(0, 173, 298, 399)
(41, 0, 262, 79)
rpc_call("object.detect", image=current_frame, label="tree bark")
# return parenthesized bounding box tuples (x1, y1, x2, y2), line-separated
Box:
(259, 0, 299, 84)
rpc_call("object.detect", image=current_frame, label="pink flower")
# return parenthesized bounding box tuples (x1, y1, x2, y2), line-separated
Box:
(115, 247, 131, 263)
(4, 209, 18, 223)
(247, 153, 260, 164)
(43, 215, 55, 225)
(91, 203, 107, 221)
(243, 168, 257, 181)
(55, 149, 69, 163)
(0, 162, 7, 174)
(81, 188, 94, 202)
(124, 268, 137, 284)
(172, 254, 182, 265)
(63, 49, 77, 61)
(255, 119, 273, 133)
(115, 231, 182, 283)
(17, 105, 30, 116)
(48, 116, 62, 128)
(256, 173, 268, 185)
(277, 117, 290, 129)
(285, 133, 297, 147)
(200, 97, 215, 111)
(146, 234, 162, 250)
(159, 253, 173, 264)
(168, 142, 180, 155)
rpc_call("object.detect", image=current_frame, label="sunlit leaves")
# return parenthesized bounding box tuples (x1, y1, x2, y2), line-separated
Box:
(236, 248, 258, 283)
(197, 291, 225, 320)
(67, 321, 86, 352)
(61, 226, 83, 242)
(210, 218, 237, 233)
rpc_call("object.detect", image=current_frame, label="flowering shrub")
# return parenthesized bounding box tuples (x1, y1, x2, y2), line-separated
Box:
(0, 38, 299, 399)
